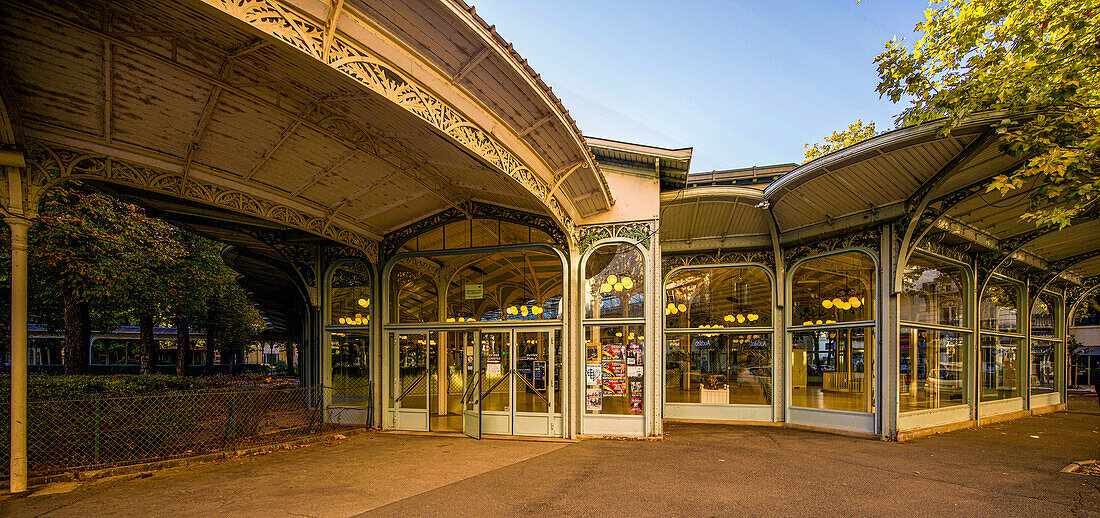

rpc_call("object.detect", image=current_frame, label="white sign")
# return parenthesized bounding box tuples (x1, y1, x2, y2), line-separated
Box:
(465, 284, 483, 299)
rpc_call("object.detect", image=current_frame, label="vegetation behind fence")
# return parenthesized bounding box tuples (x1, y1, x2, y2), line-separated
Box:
(0, 384, 364, 477)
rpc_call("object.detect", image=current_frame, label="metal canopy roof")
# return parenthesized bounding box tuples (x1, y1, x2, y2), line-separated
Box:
(586, 137, 693, 189)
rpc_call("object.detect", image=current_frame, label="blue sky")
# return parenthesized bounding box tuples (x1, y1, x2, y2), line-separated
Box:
(470, 0, 931, 172)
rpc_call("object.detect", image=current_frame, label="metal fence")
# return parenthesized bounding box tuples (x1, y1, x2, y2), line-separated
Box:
(0, 386, 366, 477)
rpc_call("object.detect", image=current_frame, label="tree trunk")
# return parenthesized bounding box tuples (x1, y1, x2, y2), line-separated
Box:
(62, 290, 90, 374)
(175, 316, 190, 376)
(285, 341, 295, 376)
(139, 314, 156, 374)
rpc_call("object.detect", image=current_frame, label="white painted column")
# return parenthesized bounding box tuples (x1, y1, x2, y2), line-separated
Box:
(880, 223, 900, 440)
(7, 216, 30, 492)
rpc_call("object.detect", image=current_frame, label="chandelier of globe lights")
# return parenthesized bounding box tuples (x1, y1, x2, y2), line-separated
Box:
(598, 274, 635, 294)
(337, 297, 371, 325)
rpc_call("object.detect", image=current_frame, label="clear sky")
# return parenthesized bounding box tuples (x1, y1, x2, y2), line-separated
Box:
(469, 0, 931, 172)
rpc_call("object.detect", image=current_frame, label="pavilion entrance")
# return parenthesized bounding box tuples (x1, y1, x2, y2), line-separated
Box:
(391, 327, 561, 438)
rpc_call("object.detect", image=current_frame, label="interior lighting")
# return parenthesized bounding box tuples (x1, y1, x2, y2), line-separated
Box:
(849, 296, 861, 308)
(607, 275, 617, 285)
(614, 282, 624, 292)
(821, 299, 833, 309)
(815, 320, 823, 325)
(678, 303, 687, 312)
(803, 321, 813, 326)
(736, 314, 746, 323)
(621, 277, 633, 289)
(601, 283, 613, 293)
(616, 332, 623, 337)
(747, 313, 759, 322)
(446, 317, 456, 323)
(358, 298, 369, 308)
(338, 317, 346, 324)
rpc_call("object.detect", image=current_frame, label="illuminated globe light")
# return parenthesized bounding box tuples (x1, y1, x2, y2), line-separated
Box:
(601, 283, 613, 293)
(747, 313, 759, 322)
(736, 314, 746, 323)
(838, 301, 852, 310)
(832, 298, 843, 308)
(614, 282, 624, 292)
(665, 307, 671, 315)
(615, 332, 623, 337)
(821, 299, 833, 309)
(803, 321, 813, 326)
(338, 317, 346, 324)
(358, 298, 369, 308)
(849, 296, 862, 308)
(724, 315, 733, 322)
(621, 277, 633, 289)
(355, 313, 362, 320)
(607, 275, 618, 285)
(826, 319, 836, 324)
(678, 303, 687, 312)
(446, 317, 456, 323)
(629, 332, 636, 340)
(815, 320, 824, 325)
(532, 306, 543, 315)
(521, 306, 529, 317)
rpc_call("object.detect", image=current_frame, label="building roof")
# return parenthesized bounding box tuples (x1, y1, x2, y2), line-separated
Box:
(586, 137, 692, 189)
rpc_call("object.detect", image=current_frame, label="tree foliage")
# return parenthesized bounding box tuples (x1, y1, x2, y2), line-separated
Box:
(803, 119, 878, 163)
(875, 0, 1100, 227)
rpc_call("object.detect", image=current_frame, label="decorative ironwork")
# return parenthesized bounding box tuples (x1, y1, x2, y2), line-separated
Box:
(246, 229, 320, 288)
(380, 201, 568, 259)
(204, 0, 584, 233)
(661, 250, 774, 278)
(22, 141, 379, 257)
(913, 240, 972, 265)
(576, 220, 654, 253)
(785, 227, 881, 265)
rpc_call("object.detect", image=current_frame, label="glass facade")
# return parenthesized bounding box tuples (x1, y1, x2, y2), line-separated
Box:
(330, 332, 371, 406)
(979, 276, 1023, 402)
(980, 334, 1020, 401)
(899, 254, 971, 412)
(1030, 292, 1061, 395)
(585, 244, 645, 319)
(330, 262, 372, 327)
(980, 278, 1020, 333)
(665, 333, 771, 405)
(665, 266, 771, 328)
(790, 252, 876, 414)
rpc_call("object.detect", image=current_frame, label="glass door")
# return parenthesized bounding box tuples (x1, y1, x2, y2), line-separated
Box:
(462, 330, 481, 439)
(479, 331, 512, 435)
(514, 330, 554, 436)
(394, 332, 429, 431)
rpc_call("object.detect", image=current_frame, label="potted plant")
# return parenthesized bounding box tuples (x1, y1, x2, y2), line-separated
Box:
(700, 374, 728, 404)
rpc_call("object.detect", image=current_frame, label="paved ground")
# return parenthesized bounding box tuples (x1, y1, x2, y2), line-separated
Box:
(3, 396, 1098, 517)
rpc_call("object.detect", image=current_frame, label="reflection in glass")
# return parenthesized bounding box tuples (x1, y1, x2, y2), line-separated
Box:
(329, 262, 372, 326)
(428, 331, 466, 432)
(980, 278, 1021, 333)
(1031, 294, 1059, 338)
(585, 244, 645, 319)
(980, 335, 1019, 401)
(791, 328, 875, 413)
(899, 328, 967, 412)
(665, 267, 771, 329)
(665, 333, 772, 405)
(396, 333, 427, 409)
(792, 252, 876, 325)
(554, 329, 563, 413)
(390, 262, 437, 324)
(446, 249, 564, 322)
(584, 324, 644, 415)
(331, 333, 371, 406)
(900, 255, 966, 327)
(1030, 340, 1057, 394)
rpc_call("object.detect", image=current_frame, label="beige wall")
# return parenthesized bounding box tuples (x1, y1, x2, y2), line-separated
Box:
(579, 171, 659, 224)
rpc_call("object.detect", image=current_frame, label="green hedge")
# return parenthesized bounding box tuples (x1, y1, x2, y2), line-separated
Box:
(0, 374, 214, 402)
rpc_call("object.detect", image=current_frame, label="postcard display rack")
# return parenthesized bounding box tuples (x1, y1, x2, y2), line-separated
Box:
(585, 339, 644, 415)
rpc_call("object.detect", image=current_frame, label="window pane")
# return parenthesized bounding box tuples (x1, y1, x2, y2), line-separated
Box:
(900, 255, 967, 327)
(389, 261, 438, 324)
(792, 252, 875, 325)
(1031, 293, 1059, 338)
(791, 328, 875, 412)
(665, 267, 771, 329)
(396, 334, 427, 409)
(980, 335, 1020, 401)
(665, 333, 771, 405)
(585, 244, 645, 319)
(331, 332, 371, 406)
(329, 262, 371, 326)
(584, 324, 644, 415)
(515, 331, 549, 413)
(1030, 339, 1057, 394)
(899, 328, 967, 412)
(447, 249, 563, 322)
(980, 278, 1021, 333)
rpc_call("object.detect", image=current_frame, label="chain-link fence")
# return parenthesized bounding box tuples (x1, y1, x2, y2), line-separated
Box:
(0, 385, 366, 477)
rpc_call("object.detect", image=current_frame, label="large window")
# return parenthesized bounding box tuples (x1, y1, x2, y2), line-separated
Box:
(664, 265, 773, 407)
(979, 276, 1023, 401)
(1030, 292, 1061, 395)
(899, 253, 970, 412)
(790, 251, 875, 413)
(584, 243, 645, 416)
(327, 261, 372, 405)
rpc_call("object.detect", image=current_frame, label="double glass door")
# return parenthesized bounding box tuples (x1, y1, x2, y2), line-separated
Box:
(392, 327, 560, 437)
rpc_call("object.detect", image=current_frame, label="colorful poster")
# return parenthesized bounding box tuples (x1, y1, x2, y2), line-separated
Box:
(603, 378, 626, 396)
(586, 363, 602, 386)
(603, 343, 624, 361)
(627, 365, 643, 378)
(586, 387, 602, 411)
(602, 361, 626, 378)
(586, 343, 601, 362)
(630, 394, 643, 414)
(626, 343, 643, 366)
(629, 380, 643, 395)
